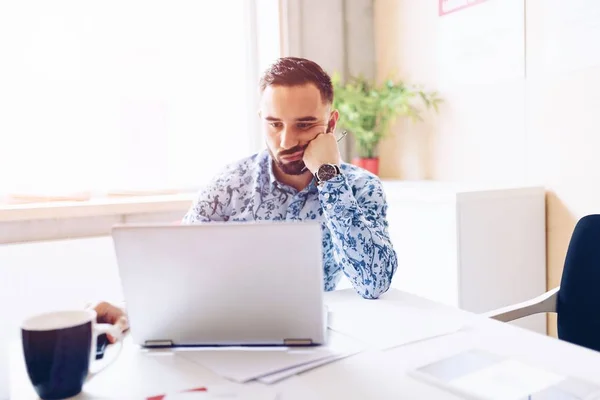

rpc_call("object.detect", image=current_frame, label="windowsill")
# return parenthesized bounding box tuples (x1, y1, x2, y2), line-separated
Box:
(0, 193, 197, 244)
(0, 193, 196, 222)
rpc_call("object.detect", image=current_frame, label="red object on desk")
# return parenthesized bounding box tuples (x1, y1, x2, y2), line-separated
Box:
(147, 387, 207, 400)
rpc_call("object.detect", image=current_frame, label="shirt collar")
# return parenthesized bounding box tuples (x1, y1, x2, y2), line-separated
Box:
(261, 150, 318, 194)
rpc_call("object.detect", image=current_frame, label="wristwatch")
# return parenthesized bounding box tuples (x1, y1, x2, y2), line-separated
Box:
(315, 163, 341, 185)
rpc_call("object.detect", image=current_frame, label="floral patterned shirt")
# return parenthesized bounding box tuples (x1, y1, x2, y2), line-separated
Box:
(182, 150, 398, 299)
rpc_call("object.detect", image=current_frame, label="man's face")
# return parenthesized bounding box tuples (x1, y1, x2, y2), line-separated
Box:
(259, 83, 334, 175)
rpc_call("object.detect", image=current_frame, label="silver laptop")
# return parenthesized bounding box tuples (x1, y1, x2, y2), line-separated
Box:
(111, 221, 326, 348)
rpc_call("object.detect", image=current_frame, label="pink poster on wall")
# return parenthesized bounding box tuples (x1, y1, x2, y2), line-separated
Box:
(439, 0, 489, 16)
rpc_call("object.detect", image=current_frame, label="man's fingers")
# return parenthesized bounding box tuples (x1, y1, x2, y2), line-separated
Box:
(116, 315, 129, 333)
(86, 301, 129, 344)
(104, 315, 129, 344)
(93, 302, 116, 323)
(92, 301, 127, 325)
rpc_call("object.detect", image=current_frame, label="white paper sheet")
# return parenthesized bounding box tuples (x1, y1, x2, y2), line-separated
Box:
(535, 0, 600, 75)
(409, 349, 600, 400)
(178, 330, 364, 383)
(449, 359, 565, 400)
(256, 330, 365, 384)
(437, 0, 525, 87)
(179, 348, 334, 383)
(327, 301, 463, 351)
(256, 353, 352, 384)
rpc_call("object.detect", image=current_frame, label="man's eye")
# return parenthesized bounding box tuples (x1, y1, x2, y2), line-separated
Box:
(297, 123, 311, 129)
(270, 122, 282, 128)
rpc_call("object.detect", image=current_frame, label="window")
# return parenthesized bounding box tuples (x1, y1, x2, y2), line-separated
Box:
(0, 0, 280, 201)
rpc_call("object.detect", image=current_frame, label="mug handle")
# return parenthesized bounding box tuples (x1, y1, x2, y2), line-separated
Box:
(87, 323, 123, 380)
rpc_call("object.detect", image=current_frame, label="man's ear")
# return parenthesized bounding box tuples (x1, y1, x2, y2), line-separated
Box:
(328, 110, 340, 133)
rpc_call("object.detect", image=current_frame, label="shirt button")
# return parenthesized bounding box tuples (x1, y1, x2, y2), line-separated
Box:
(324, 193, 330, 199)
(343, 245, 348, 250)
(326, 204, 333, 210)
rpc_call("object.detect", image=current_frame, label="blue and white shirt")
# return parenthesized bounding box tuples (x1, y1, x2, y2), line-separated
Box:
(182, 150, 398, 299)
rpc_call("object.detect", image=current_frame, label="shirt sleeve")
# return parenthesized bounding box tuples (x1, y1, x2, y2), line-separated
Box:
(317, 174, 398, 299)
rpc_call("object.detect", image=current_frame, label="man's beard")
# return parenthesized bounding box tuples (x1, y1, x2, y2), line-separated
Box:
(269, 146, 310, 176)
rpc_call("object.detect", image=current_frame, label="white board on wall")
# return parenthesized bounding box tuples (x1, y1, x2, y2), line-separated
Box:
(532, 0, 600, 76)
(437, 0, 525, 88)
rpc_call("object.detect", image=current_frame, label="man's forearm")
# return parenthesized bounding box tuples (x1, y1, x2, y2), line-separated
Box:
(318, 176, 398, 299)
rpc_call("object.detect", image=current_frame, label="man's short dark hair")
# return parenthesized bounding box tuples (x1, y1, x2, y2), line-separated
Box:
(259, 57, 333, 104)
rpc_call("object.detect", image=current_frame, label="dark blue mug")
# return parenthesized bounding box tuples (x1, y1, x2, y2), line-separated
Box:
(21, 310, 122, 400)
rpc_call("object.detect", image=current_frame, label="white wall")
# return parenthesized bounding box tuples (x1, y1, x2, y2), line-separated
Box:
(374, 0, 600, 336)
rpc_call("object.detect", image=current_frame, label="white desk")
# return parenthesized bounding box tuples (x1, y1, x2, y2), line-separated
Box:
(10, 289, 600, 399)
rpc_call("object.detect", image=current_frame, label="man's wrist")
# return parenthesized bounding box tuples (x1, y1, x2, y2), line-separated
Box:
(315, 163, 341, 184)
(317, 174, 345, 193)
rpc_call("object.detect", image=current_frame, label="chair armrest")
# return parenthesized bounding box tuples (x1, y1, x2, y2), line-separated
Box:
(484, 287, 560, 322)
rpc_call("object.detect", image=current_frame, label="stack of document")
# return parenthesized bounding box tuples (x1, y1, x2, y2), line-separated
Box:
(177, 297, 463, 385)
(179, 329, 364, 384)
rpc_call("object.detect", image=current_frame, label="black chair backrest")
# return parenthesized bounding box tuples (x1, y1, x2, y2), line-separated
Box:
(557, 214, 600, 352)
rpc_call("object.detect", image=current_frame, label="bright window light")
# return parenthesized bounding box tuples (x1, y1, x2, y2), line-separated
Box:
(0, 0, 280, 199)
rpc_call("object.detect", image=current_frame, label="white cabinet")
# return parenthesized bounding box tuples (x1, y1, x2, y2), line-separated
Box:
(341, 181, 547, 334)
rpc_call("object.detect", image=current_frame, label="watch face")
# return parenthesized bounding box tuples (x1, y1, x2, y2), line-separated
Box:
(317, 164, 338, 182)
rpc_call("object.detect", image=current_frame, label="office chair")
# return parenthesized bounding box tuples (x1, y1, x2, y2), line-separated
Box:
(486, 214, 600, 353)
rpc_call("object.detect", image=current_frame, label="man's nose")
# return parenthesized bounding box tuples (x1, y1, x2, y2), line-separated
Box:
(279, 128, 298, 150)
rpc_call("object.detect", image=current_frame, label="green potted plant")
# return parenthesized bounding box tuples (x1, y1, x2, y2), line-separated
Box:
(332, 73, 442, 175)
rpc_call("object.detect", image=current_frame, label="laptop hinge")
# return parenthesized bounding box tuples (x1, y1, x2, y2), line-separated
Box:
(144, 340, 174, 348)
(284, 338, 313, 346)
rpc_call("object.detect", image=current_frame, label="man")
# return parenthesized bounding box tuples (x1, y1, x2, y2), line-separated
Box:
(95, 57, 398, 342)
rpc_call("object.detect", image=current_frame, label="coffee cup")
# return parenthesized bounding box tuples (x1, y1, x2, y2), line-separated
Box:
(21, 309, 122, 400)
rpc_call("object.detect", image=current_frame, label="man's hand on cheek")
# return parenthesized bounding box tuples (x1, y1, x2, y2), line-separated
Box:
(303, 133, 341, 174)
